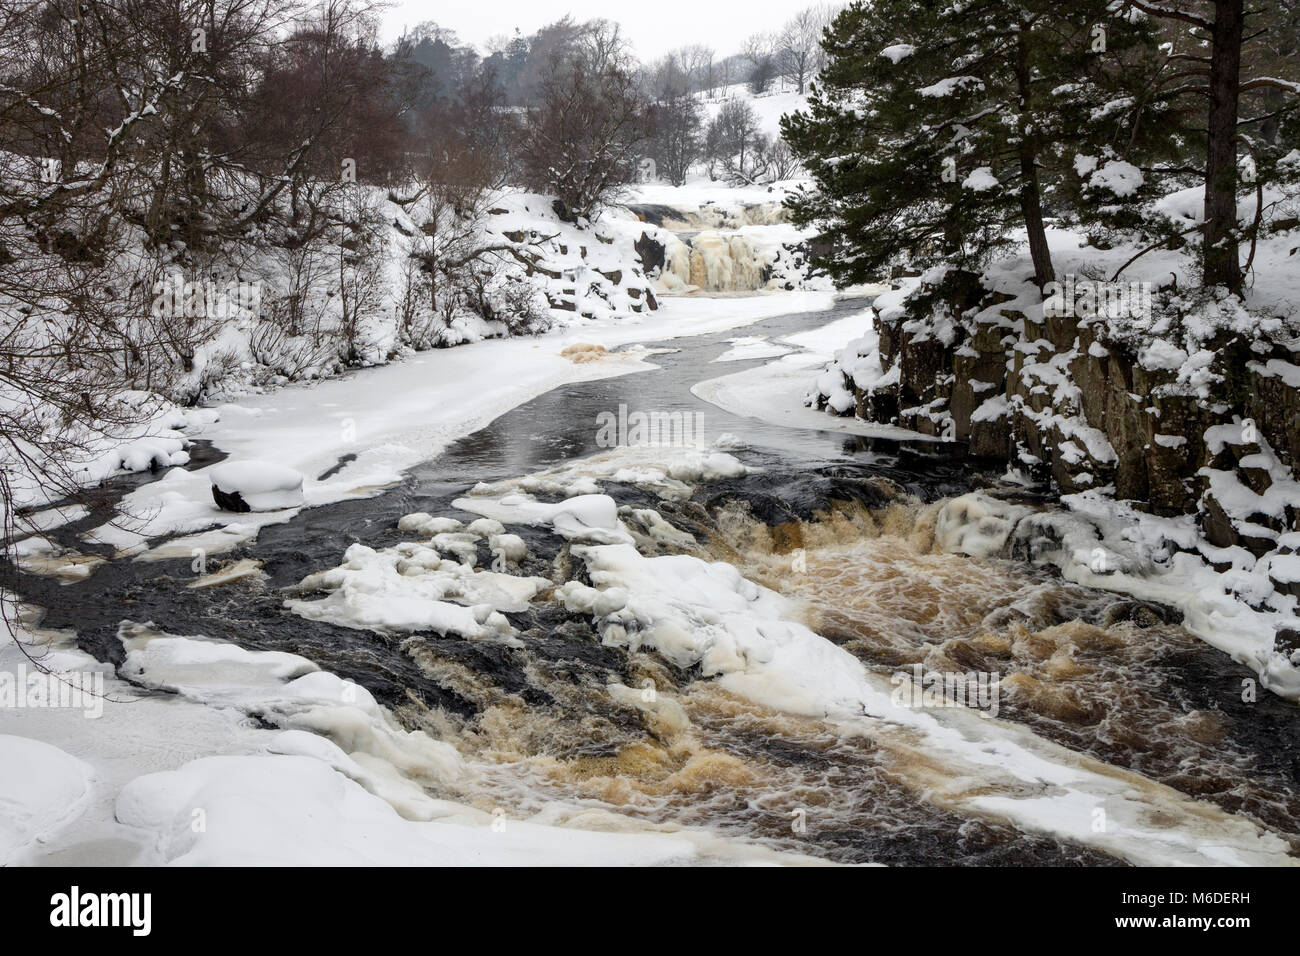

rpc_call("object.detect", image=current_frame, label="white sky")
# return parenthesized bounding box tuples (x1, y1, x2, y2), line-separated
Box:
(378, 0, 796, 61)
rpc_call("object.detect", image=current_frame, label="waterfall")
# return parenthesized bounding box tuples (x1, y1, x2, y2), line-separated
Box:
(625, 199, 825, 295)
(653, 229, 781, 293)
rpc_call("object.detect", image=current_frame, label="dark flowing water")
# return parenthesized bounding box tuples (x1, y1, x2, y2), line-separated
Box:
(10, 296, 1300, 865)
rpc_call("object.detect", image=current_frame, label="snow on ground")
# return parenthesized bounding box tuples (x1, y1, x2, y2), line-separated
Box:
(0, 733, 93, 862)
(113, 752, 811, 866)
(624, 179, 801, 210)
(699, 83, 808, 141)
(693, 299, 935, 441)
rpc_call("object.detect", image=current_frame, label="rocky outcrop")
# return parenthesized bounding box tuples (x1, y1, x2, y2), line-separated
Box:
(828, 269, 1300, 564)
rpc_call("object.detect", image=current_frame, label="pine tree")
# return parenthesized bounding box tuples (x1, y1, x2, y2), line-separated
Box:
(783, 0, 1165, 289)
(1106, 1, 1300, 292)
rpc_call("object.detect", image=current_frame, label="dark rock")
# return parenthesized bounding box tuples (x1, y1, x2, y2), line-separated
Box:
(1100, 600, 1183, 629)
(634, 232, 665, 275)
(212, 485, 251, 513)
(1275, 627, 1300, 656)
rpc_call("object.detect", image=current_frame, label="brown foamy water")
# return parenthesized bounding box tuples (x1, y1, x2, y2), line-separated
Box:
(369, 486, 1297, 863)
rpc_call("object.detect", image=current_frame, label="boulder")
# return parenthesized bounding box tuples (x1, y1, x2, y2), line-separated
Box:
(210, 461, 305, 512)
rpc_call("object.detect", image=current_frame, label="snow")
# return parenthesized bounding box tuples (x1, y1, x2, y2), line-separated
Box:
(84, 293, 835, 561)
(1088, 160, 1144, 197)
(209, 460, 305, 511)
(699, 352, 922, 440)
(697, 84, 808, 142)
(114, 753, 773, 866)
(624, 179, 797, 210)
(1073, 154, 1100, 177)
(918, 76, 983, 98)
(711, 335, 792, 362)
(1138, 339, 1188, 371)
(801, 298, 923, 422)
(879, 44, 916, 64)
(1248, 358, 1300, 388)
(287, 538, 546, 642)
(695, 305, 934, 441)
(971, 394, 1009, 423)
(0, 734, 93, 862)
(962, 167, 999, 192)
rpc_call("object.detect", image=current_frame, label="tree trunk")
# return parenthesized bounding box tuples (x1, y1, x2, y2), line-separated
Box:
(1204, 0, 1244, 291)
(1019, 149, 1055, 289)
(1015, 30, 1054, 289)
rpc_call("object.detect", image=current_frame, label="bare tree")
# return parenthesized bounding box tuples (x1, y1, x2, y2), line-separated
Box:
(0, 0, 201, 569)
(777, 6, 830, 95)
(646, 92, 704, 186)
(742, 32, 778, 94)
(679, 44, 716, 94)
(520, 54, 646, 222)
(333, 188, 385, 365)
(582, 18, 633, 73)
(706, 96, 765, 183)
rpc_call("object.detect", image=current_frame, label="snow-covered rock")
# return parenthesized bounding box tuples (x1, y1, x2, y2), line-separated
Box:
(209, 460, 305, 512)
(0, 735, 94, 863)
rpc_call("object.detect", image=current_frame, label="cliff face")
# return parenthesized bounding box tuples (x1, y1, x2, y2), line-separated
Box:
(816, 269, 1300, 601)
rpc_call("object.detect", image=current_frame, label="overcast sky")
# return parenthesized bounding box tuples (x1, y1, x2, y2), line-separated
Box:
(378, 1, 798, 61)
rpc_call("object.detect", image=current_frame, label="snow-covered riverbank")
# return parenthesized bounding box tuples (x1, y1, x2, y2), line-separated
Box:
(64, 292, 835, 562)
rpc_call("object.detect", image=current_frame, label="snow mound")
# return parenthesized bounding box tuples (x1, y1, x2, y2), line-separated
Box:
(113, 752, 743, 866)
(209, 460, 305, 512)
(286, 540, 546, 642)
(117, 623, 464, 807)
(0, 735, 94, 864)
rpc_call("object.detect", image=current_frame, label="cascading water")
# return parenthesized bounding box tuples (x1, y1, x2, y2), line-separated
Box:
(625, 200, 817, 294)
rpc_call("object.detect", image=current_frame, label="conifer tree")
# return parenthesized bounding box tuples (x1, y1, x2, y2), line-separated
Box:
(783, 0, 1164, 289)
(1107, 1, 1300, 292)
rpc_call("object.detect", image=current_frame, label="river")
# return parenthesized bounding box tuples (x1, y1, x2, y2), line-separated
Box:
(10, 295, 1300, 866)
